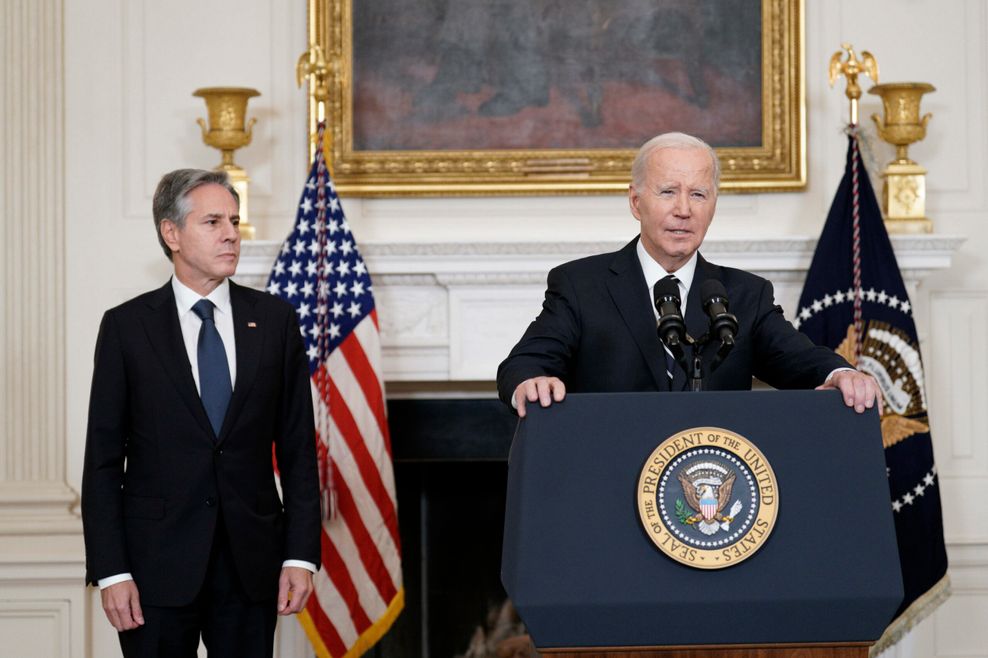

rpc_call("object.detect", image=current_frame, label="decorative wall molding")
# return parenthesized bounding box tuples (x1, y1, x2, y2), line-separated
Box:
(0, 535, 87, 656)
(1, 0, 78, 534)
(0, 3, 82, 655)
(120, 0, 305, 228)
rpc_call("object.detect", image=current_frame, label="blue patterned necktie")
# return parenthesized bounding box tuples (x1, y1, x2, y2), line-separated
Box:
(192, 299, 232, 436)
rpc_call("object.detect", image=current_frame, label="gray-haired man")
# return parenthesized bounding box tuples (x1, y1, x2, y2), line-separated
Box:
(82, 169, 321, 657)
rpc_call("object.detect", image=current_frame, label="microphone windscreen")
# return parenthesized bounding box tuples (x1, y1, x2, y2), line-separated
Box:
(699, 279, 728, 306)
(654, 277, 681, 305)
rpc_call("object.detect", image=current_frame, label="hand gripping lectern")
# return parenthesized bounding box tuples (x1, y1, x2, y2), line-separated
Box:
(501, 391, 903, 658)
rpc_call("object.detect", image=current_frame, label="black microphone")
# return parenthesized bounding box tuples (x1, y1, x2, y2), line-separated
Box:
(654, 277, 686, 348)
(700, 279, 739, 346)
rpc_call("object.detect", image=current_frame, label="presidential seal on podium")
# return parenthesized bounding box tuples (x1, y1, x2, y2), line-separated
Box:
(637, 427, 779, 569)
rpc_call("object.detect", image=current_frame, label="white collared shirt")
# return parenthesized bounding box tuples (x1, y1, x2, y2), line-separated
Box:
(637, 240, 697, 320)
(172, 276, 237, 391)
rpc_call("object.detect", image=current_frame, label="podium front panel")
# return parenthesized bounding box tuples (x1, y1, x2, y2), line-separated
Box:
(501, 391, 903, 648)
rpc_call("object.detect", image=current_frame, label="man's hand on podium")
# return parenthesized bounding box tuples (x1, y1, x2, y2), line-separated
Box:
(513, 376, 566, 417)
(816, 369, 884, 415)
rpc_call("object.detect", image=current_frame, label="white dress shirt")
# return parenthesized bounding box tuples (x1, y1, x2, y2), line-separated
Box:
(636, 240, 697, 320)
(98, 277, 314, 589)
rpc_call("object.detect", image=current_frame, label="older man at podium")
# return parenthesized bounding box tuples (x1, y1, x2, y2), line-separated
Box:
(497, 132, 880, 417)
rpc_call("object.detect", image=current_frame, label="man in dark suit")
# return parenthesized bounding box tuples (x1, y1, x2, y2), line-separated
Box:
(498, 132, 880, 416)
(82, 169, 322, 657)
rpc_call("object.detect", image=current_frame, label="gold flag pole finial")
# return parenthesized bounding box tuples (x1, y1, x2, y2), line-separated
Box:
(828, 43, 879, 126)
(296, 43, 330, 108)
(296, 42, 332, 163)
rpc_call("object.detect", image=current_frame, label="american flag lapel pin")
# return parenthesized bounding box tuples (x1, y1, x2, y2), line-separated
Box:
(247, 321, 257, 328)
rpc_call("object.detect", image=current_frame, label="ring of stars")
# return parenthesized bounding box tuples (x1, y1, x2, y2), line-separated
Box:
(657, 447, 758, 548)
(793, 287, 912, 330)
(890, 467, 938, 514)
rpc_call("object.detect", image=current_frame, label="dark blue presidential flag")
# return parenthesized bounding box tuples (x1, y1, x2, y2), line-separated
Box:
(795, 133, 949, 653)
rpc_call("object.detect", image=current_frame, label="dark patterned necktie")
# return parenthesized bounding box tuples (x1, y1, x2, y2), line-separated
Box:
(192, 299, 232, 436)
(656, 275, 681, 391)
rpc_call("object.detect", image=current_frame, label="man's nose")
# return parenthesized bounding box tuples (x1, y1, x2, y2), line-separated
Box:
(673, 192, 691, 217)
(222, 219, 240, 241)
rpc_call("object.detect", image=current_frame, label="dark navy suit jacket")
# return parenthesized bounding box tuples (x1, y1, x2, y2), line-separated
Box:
(82, 280, 321, 606)
(498, 238, 850, 403)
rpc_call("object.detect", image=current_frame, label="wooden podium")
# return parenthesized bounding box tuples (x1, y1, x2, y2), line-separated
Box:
(540, 642, 871, 658)
(541, 643, 869, 658)
(501, 391, 902, 658)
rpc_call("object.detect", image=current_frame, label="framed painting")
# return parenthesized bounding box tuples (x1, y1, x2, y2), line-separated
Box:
(308, 0, 804, 196)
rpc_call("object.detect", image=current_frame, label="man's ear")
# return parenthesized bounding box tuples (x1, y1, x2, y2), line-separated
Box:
(160, 219, 180, 254)
(628, 184, 642, 222)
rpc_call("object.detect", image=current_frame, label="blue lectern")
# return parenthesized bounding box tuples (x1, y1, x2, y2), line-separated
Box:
(502, 391, 903, 658)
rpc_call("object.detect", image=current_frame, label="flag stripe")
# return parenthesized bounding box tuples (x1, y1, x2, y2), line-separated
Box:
(323, 407, 402, 586)
(324, 498, 387, 622)
(302, 594, 348, 658)
(341, 321, 392, 454)
(325, 380, 402, 548)
(320, 529, 374, 634)
(324, 355, 401, 541)
(325, 337, 395, 497)
(311, 543, 359, 646)
(331, 456, 399, 603)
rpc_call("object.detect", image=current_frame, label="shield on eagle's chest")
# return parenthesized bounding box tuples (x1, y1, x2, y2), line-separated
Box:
(700, 494, 718, 521)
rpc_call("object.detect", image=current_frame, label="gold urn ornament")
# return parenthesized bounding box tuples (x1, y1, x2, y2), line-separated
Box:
(193, 86, 261, 239)
(868, 82, 937, 233)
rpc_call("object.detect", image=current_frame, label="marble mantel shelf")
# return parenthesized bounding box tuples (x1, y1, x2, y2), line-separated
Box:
(235, 236, 964, 382)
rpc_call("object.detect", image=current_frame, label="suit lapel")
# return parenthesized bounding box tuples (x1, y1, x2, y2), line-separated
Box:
(219, 281, 264, 444)
(686, 254, 723, 369)
(685, 254, 714, 341)
(605, 239, 668, 391)
(140, 281, 214, 436)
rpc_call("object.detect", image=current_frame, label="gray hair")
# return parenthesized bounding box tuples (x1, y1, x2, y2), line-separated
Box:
(631, 132, 721, 191)
(152, 169, 239, 260)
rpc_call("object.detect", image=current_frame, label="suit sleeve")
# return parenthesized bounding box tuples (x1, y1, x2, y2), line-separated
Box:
(496, 265, 582, 405)
(81, 311, 131, 585)
(748, 278, 852, 389)
(274, 306, 322, 568)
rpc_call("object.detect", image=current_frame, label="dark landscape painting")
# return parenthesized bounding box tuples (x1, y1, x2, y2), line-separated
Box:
(352, 0, 763, 151)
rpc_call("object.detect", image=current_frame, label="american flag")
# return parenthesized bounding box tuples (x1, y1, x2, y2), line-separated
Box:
(267, 123, 403, 657)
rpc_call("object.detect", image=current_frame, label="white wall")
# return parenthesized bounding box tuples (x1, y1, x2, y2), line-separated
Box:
(1, 0, 986, 656)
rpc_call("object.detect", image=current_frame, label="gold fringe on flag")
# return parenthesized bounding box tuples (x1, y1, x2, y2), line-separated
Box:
(870, 575, 951, 656)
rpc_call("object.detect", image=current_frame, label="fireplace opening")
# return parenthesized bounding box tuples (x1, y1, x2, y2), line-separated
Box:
(365, 398, 529, 658)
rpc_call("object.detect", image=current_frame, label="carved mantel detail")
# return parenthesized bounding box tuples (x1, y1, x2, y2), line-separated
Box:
(237, 236, 963, 383)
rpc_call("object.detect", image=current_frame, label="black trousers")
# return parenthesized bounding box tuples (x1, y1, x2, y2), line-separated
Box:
(118, 528, 277, 658)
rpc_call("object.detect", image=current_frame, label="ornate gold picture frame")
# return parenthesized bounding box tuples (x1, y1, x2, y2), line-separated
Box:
(308, 0, 804, 196)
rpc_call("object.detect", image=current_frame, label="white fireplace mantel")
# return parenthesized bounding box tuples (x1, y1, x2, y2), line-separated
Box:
(236, 235, 964, 383)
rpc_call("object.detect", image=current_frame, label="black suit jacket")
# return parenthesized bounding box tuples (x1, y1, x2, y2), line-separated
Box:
(497, 238, 850, 403)
(82, 280, 321, 606)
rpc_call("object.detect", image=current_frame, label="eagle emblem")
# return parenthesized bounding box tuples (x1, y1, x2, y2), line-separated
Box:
(676, 461, 744, 536)
(836, 322, 931, 448)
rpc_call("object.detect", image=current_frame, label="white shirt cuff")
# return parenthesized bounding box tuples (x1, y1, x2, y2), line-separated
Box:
(282, 559, 317, 573)
(97, 573, 134, 589)
(824, 367, 855, 385)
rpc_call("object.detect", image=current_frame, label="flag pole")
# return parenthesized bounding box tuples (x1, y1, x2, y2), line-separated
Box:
(827, 43, 880, 361)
